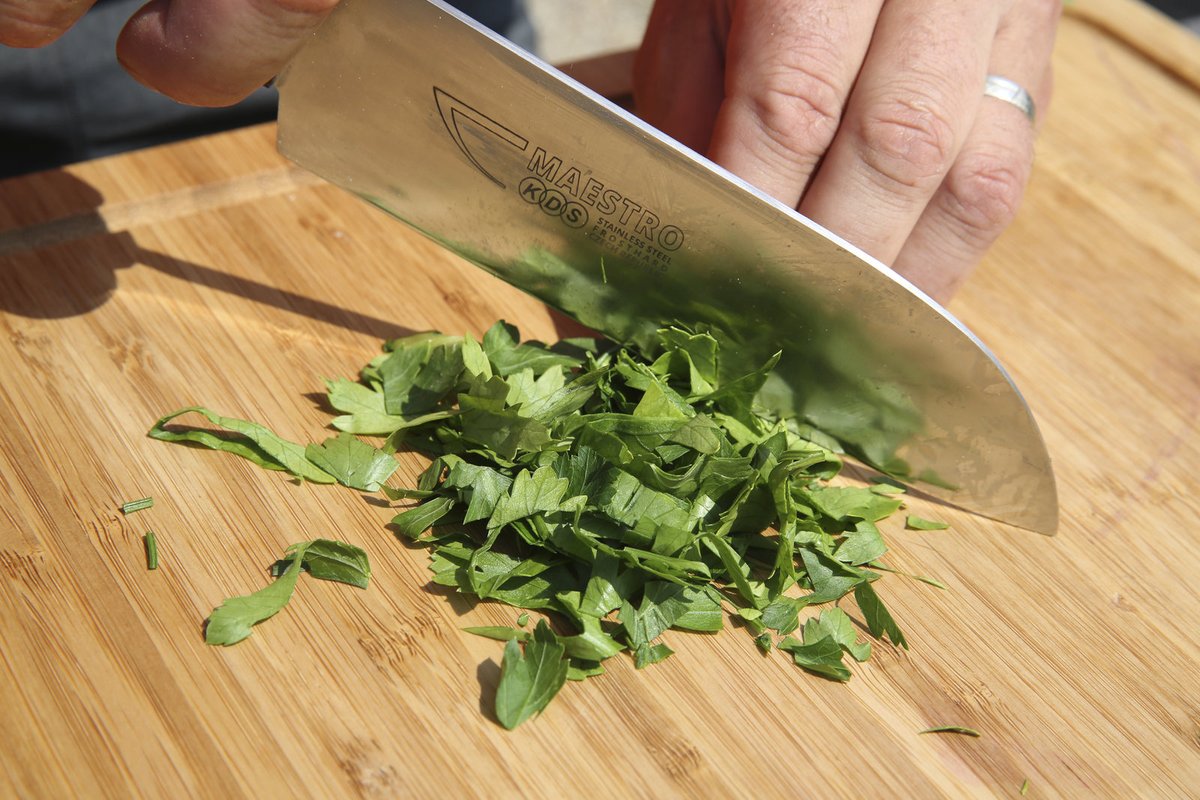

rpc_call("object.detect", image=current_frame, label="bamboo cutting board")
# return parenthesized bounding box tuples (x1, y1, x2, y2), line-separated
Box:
(1, 2, 1198, 797)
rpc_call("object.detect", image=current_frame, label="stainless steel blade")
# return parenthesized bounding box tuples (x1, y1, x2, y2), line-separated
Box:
(275, 0, 1058, 533)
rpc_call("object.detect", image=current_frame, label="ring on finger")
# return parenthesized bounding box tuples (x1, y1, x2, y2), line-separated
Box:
(983, 75, 1036, 124)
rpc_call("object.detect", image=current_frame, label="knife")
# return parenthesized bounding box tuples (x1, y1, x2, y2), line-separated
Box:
(275, 0, 1058, 533)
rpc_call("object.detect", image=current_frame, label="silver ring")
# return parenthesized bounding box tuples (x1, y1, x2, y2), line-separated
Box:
(983, 75, 1036, 124)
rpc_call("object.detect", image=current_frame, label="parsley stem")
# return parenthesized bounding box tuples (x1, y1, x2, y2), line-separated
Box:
(144, 531, 158, 570)
(121, 497, 154, 515)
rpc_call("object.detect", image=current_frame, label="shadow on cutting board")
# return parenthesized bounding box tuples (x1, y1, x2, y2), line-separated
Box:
(0, 170, 419, 341)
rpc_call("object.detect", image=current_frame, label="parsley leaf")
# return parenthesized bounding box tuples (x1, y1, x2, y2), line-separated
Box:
(854, 581, 908, 649)
(443, 461, 514, 523)
(489, 466, 584, 529)
(296, 538, 372, 589)
(495, 620, 569, 729)
(327, 377, 453, 435)
(392, 496, 457, 540)
(149, 406, 334, 484)
(205, 539, 369, 645)
(778, 634, 851, 682)
(483, 321, 582, 376)
(802, 607, 871, 662)
(305, 432, 398, 492)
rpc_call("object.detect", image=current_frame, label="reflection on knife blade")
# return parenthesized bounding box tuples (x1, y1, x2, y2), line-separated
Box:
(275, 0, 1057, 532)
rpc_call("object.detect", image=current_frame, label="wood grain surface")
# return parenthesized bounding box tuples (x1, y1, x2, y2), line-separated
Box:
(1, 2, 1198, 798)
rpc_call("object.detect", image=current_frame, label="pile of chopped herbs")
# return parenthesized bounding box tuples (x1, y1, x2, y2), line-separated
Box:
(152, 321, 940, 729)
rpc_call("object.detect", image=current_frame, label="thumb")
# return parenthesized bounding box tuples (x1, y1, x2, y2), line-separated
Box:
(117, 0, 340, 107)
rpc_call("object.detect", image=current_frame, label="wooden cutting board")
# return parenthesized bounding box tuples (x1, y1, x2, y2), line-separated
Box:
(1, 1, 1198, 797)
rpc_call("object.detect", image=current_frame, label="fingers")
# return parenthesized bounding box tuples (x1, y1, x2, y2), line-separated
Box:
(0, 0, 97, 47)
(894, 0, 1060, 300)
(706, 0, 882, 207)
(798, 0, 1005, 269)
(633, 0, 729, 154)
(116, 0, 340, 106)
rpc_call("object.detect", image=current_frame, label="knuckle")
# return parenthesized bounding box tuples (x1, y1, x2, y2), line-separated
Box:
(725, 17, 849, 167)
(941, 153, 1030, 241)
(733, 61, 844, 170)
(855, 94, 958, 191)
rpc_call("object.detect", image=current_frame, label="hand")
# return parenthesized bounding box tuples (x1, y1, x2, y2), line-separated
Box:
(634, 0, 1060, 301)
(0, 0, 339, 106)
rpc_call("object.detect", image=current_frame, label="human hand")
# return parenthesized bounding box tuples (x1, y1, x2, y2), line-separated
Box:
(634, 0, 1059, 301)
(0, 0, 339, 106)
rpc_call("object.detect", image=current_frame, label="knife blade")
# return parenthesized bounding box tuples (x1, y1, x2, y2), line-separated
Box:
(275, 0, 1057, 533)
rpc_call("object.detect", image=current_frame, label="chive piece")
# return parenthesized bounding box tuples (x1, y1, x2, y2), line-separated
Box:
(144, 531, 158, 570)
(121, 497, 154, 514)
(919, 725, 981, 737)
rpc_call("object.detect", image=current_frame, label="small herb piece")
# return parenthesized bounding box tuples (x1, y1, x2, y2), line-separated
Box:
(144, 531, 158, 570)
(121, 497, 154, 514)
(149, 407, 335, 484)
(517, 612, 530, 627)
(304, 432, 398, 492)
(295, 539, 372, 588)
(495, 620, 569, 729)
(206, 539, 369, 645)
(778, 634, 851, 682)
(206, 543, 310, 646)
(1020, 778, 1030, 795)
(391, 496, 456, 539)
(906, 515, 950, 530)
(919, 725, 982, 737)
(464, 626, 530, 643)
(855, 581, 908, 649)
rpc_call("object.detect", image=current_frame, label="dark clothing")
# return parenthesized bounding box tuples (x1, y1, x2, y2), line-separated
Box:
(0, 0, 530, 179)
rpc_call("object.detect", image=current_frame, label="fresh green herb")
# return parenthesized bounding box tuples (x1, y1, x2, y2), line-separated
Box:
(276, 538, 372, 589)
(155, 320, 924, 727)
(776, 608, 872, 681)
(906, 515, 950, 530)
(919, 725, 982, 737)
(149, 406, 335, 484)
(495, 620, 569, 729)
(304, 432, 398, 492)
(464, 625, 530, 643)
(855, 581, 908, 649)
(779, 634, 851, 681)
(144, 531, 158, 570)
(120, 497, 154, 514)
(205, 539, 369, 645)
(1020, 778, 1030, 795)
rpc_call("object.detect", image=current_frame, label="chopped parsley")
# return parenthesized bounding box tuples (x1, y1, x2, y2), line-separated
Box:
(154, 321, 935, 727)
